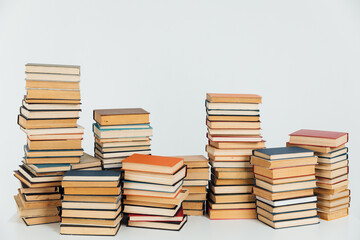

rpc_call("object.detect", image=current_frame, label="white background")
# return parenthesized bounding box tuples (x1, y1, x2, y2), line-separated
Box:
(0, 0, 359, 239)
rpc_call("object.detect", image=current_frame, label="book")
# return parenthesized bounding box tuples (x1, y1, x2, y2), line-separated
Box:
(26, 80, 79, 90)
(93, 108, 149, 126)
(18, 115, 78, 129)
(208, 207, 257, 219)
(253, 165, 315, 179)
(20, 107, 80, 119)
(206, 93, 262, 103)
(25, 72, 80, 82)
(251, 155, 318, 169)
(63, 170, 120, 181)
(210, 140, 265, 149)
(257, 215, 319, 229)
(255, 179, 317, 193)
(208, 134, 262, 142)
(26, 63, 80, 75)
(206, 101, 259, 110)
(253, 147, 314, 160)
(128, 216, 187, 231)
(22, 215, 61, 226)
(289, 129, 348, 147)
(122, 154, 184, 174)
(124, 203, 182, 217)
(60, 224, 120, 236)
(27, 139, 82, 150)
(26, 89, 81, 100)
(123, 180, 183, 193)
(253, 187, 314, 201)
(286, 142, 345, 154)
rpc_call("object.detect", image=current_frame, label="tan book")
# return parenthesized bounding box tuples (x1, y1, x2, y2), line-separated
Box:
(18, 115, 78, 129)
(18, 193, 61, 209)
(60, 224, 120, 236)
(62, 206, 122, 219)
(27, 139, 82, 150)
(206, 93, 262, 103)
(256, 200, 317, 214)
(63, 195, 121, 203)
(316, 180, 349, 190)
(317, 196, 350, 208)
(254, 174, 316, 185)
(14, 171, 61, 188)
(253, 165, 315, 179)
(207, 115, 260, 122)
(208, 201, 255, 210)
(185, 193, 207, 201)
(206, 120, 261, 129)
(315, 166, 348, 179)
(210, 183, 252, 194)
(26, 63, 80, 75)
(64, 187, 121, 196)
(316, 160, 348, 171)
(26, 80, 79, 90)
(258, 214, 319, 229)
(183, 201, 204, 210)
(93, 108, 149, 126)
(257, 207, 317, 221)
(14, 194, 59, 218)
(212, 169, 254, 179)
(318, 208, 348, 221)
(25, 98, 81, 104)
(210, 140, 265, 149)
(174, 155, 209, 168)
(123, 199, 175, 209)
(183, 209, 204, 216)
(316, 189, 350, 200)
(26, 89, 80, 100)
(61, 214, 122, 227)
(211, 176, 254, 186)
(62, 201, 121, 210)
(208, 208, 257, 219)
(286, 142, 345, 153)
(182, 186, 206, 194)
(23, 215, 60, 225)
(317, 203, 349, 213)
(26, 72, 80, 82)
(255, 179, 316, 192)
(124, 189, 189, 206)
(208, 154, 250, 162)
(251, 156, 317, 169)
(314, 185, 348, 195)
(208, 191, 255, 203)
(253, 187, 314, 201)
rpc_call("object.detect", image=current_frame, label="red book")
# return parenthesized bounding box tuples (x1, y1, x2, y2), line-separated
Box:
(289, 129, 348, 147)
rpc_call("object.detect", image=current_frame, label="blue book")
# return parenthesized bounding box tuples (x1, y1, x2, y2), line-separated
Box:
(26, 163, 71, 173)
(253, 147, 314, 160)
(63, 170, 120, 181)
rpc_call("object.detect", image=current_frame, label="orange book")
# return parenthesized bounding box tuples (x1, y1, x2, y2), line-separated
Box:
(122, 154, 184, 174)
(206, 93, 262, 103)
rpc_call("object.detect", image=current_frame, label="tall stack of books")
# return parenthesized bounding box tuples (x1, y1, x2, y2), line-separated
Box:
(60, 170, 122, 236)
(176, 155, 209, 216)
(287, 129, 350, 221)
(14, 63, 83, 225)
(122, 154, 188, 231)
(251, 147, 320, 229)
(205, 93, 265, 220)
(93, 108, 152, 170)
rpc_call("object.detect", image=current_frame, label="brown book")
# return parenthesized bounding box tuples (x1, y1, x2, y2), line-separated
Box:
(206, 93, 262, 103)
(93, 108, 149, 126)
(212, 169, 254, 179)
(208, 208, 257, 219)
(27, 139, 82, 150)
(26, 89, 80, 100)
(18, 193, 61, 209)
(253, 187, 314, 201)
(207, 115, 260, 122)
(18, 115, 78, 129)
(210, 140, 265, 149)
(182, 186, 207, 194)
(64, 187, 121, 196)
(25, 63, 80, 75)
(23, 215, 60, 226)
(251, 156, 318, 169)
(183, 209, 204, 216)
(63, 195, 121, 203)
(174, 155, 209, 168)
(26, 80, 79, 90)
(253, 165, 316, 179)
(211, 175, 254, 185)
(318, 208, 348, 221)
(183, 201, 204, 210)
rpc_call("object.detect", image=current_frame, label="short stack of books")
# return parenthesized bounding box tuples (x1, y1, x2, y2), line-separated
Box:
(288, 129, 350, 221)
(93, 108, 152, 170)
(14, 63, 83, 225)
(60, 170, 122, 236)
(251, 147, 320, 229)
(122, 154, 188, 231)
(205, 93, 265, 220)
(176, 155, 209, 216)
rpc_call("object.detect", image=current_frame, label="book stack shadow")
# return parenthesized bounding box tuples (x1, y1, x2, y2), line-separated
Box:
(205, 93, 265, 219)
(60, 170, 122, 236)
(122, 154, 188, 231)
(14, 63, 83, 226)
(252, 147, 320, 229)
(288, 129, 350, 221)
(93, 108, 153, 171)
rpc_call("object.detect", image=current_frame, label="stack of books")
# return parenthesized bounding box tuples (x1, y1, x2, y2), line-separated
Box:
(93, 108, 152, 170)
(122, 154, 188, 231)
(288, 129, 350, 221)
(14, 63, 83, 225)
(205, 93, 265, 220)
(251, 147, 320, 228)
(60, 170, 122, 236)
(176, 155, 209, 216)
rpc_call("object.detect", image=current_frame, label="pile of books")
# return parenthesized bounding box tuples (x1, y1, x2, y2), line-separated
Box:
(122, 154, 188, 231)
(14, 63, 83, 225)
(177, 155, 209, 216)
(205, 93, 265, 219)
(93, 108, 152, 170)
(60, 170, 122, 236)
(288, 129, 350, 221)
(252, 147, 320, 229)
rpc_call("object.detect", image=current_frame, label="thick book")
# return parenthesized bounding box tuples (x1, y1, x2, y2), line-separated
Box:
(289, 129, 348, 147)
(93, 108, 149, 126)
(122, 154, 184, 174)
(18, 114, 78, 129)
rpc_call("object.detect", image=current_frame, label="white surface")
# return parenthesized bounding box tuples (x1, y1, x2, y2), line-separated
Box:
(0, 0, 360, 239)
